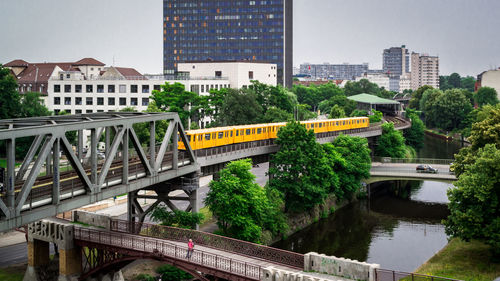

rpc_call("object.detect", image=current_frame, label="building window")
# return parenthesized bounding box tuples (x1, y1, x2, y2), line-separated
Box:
(64, 85, 71, 93)
(97, 97, 104, 105)
(54, 97, 60, 105)
(97, 110, 104, 112)
(54, 109, 60, 115)
(64, 109, 71, 114)
(54, 85, 61, 93)
(215, 71, 222, 77)
(119, 97, 126, 106)
(86, 85, 93, 93)
(108, 85, 115, 93)
(97, 85, 104, 93)
(75, 97, 82, 105)
(108, 97, 115, 105)
(86, 97, 93, 105)
(75, 109, 82, 114)
(86, 110, 93, 113)
(154, 85, 161, 91)
(119, 84, 126, 93)
(131, 85, 138, 93)
(75, 85, 82, 93)
(142, 85, 149, 93)
(142, 98, 149, 106)
(249, 71, 254, 79)
(66, 74, 70, 79)
(64, 97, 71, 105)
(201, 85, 204, 92)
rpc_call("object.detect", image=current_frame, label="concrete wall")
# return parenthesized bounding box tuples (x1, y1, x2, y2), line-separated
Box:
(481, 69, 500, 100)
(304, 252, 379, 281)
(73, 210, 112, 230)
(261, 267, 334, 281)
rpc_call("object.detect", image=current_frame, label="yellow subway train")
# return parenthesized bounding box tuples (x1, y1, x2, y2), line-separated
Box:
(178, 117, 369, 150)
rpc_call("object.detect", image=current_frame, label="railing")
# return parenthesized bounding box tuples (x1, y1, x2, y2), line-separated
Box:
(49, 75, 229, 81)
(110, 219, 304, 269)
(74, 227, 262, 280)
(372, 157, 453, 165)
(375, 269, 462, 281)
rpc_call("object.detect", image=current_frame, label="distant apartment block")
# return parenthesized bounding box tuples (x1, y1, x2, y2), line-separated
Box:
(299, 63, 369, 80)
(476, 68, 500, 100)
(163, 0, 293, 87)
(383, 45, 409, 76)
(410, 52, 440, 90)
(355, 73, 390, 90)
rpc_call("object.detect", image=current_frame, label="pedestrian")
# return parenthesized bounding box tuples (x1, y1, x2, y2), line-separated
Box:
(186, 239, 194, 259)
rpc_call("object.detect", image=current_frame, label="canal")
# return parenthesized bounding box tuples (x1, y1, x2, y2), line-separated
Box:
(272, 135, 465, 272)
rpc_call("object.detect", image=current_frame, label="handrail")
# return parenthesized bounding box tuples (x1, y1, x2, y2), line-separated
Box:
(375, 268, 463, 281)
(74, 227, 262, 280)
(372, 157, 453, 165)
(109, 218, 305, 269)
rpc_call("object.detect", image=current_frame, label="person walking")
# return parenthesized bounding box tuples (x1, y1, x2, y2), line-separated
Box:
(186, 239, 194, 259)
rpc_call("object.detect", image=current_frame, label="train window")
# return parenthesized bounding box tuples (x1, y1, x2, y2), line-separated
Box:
(257, 128, 262, 134)
(230, 131, 233, 137)
(311, 124, 314, 128)
(319, 123, 322, 128)
(246, 129, 251, 135)
(357, 120, 359, 124)
(205, 134, 210, 140)
(187, 135, 191, 142)
(336, 121, 339, 126)
(343, 121, 345, 125)
(218, 132, 223, 139)
(236, 130, 239, 136)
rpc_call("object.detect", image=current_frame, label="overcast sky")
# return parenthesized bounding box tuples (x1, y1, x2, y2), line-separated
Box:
(1, 0, 499, 76)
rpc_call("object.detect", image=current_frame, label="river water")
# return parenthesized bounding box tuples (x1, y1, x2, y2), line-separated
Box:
(272, 135, 465, 272)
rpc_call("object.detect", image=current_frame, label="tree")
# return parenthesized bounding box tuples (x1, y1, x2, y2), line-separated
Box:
(369, 110, 383, 123)
(444, 144, 500, 257)
(151, 82, 199, 127)
(404, 114, 425, 150)
(156, 264, 192, 281)
(329, 104, 346, 119)
(319, 95, 357, 117)
(475, 87, 499, 107)
(150, 208, 203, 229)
(448, 73, 462, 89)
(419, 88, 443, 127)
(250, 81, 297, 113)
(0, 65, 21, 119)
(375, 122, 406, 158)
(262, 106, 293, 123)
(330, 135, 371, 199)
(199, 88, 228, 127)
(205, 159, 280, 242)
(433, 89, 473, 131)
(268, 121, 333, 212)
(219, 89, 263, 125)
(439, 76, 451, 91)
(20, 92, 50, 118)
(344, 79, 381, 97)
(461, 76, 476, 92)
(408, 85, 433, 110)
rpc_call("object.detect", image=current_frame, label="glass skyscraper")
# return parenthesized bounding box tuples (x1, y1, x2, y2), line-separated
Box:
(163, 0, 293, 87)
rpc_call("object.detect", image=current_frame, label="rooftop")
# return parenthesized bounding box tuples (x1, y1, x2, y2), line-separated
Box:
(347, 93, 400, 105)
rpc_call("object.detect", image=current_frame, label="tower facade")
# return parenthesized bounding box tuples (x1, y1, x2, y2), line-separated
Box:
(163, 0, 293, 87)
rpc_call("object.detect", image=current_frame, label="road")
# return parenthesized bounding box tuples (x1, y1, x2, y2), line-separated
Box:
(0, 162, 270, 266)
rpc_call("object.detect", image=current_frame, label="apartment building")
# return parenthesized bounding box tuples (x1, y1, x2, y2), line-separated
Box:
(411, 52, 440, 90)
(299, 63, 369, 80)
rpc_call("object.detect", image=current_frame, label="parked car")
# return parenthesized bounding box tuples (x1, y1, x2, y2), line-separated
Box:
(416, 164, 438, 174)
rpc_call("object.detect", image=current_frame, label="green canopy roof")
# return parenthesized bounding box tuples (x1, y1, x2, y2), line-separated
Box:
(347, 93, 400, 105)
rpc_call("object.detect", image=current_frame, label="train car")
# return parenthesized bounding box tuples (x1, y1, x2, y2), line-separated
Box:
(178, 117, 369, 151)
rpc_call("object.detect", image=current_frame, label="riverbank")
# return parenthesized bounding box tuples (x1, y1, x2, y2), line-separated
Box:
(416, 238, 500, 281)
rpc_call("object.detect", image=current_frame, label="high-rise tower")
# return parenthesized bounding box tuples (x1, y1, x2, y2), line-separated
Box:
(163, 0, 293, 87)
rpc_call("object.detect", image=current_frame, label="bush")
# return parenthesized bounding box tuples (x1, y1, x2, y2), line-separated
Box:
(156, 265, 192, 281)
(369, 110, 382, 123)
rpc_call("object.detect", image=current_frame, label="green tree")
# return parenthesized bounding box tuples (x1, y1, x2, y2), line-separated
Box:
(329, 104, 346, 119)
(448, 73, 462, 88)
(150, 208, 203, 229)
(269, 121, 333, 212)
(205, 159, 280, 242)
(433, 89, 473, 131)
(156, 264, 192, 281)
(262, 106, 293, 123)
(151, 82, 199, 127)
(461, 76, 476, 92)
(344, 79, 380, 96)
(296, 103, 317, 121)
(199, 88, 228, 127)
(419, 88, 443, 127)
(219, 89, 263, 125)
(0, 65, 21, 119)
(20, 92, 50, 118)
(350, 109, 368, 117)
(319, 95, 356, 117)
(475, 87, 499, 107)
(369, 110, 383, 123)
(375, 122, 406, 158)
(408, 85, 433, 110)
(439, 76, 451, 91)
(404, 114, 425, 150)
(444, 144, 500, 257)
(330, 135, 371, 199)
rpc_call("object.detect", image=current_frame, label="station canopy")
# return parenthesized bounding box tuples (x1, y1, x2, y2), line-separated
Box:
(347, 93, 400, 105)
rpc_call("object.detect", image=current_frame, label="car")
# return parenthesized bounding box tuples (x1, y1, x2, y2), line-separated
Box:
(416, 164, 438, 174)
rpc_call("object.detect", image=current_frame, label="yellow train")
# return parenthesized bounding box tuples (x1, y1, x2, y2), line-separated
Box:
(178, 117, 369, 150)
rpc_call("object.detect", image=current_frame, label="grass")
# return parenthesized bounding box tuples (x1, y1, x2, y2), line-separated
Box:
(0, 159, 21, 168)
(0, 266, 25, 281)
(416, 238, 500, 281)
(199, 206, 214, 226)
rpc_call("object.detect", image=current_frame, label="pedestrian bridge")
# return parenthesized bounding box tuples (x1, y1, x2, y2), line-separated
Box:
(367, 158, 456, 184)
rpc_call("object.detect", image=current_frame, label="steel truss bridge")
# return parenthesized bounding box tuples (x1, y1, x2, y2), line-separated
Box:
(0, 113, 411, 232)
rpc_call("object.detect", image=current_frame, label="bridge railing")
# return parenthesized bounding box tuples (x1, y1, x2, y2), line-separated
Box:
(375, 268, 462, 281)
(74, 227, 263, 280)
(372, 157, 453, 165)
(110, 219, 304, 269)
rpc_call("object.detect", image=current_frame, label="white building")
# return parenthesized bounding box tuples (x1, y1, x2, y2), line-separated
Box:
(410, 52, 439, 90)
(477, 68, 500, 100)
(399, 73, 412, 93)
(355, 73, 390, 90)
(177, 61, 277, 89)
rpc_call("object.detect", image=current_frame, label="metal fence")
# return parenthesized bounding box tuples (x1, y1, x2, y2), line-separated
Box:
(372, 157, 454, 165)
(375, 269, 462, 281)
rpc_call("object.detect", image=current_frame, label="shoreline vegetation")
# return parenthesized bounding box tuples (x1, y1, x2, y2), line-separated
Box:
(416, 238, 500, 281)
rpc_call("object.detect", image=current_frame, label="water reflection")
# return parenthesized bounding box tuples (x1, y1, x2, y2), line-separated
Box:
(272, 180, 452, 272)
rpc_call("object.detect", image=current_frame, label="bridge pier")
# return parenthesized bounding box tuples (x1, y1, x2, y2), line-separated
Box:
(24, 219, 82, 281)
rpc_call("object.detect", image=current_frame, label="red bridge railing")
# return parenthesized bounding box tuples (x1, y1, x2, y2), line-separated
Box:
(110, 219, 304, 269)
(74, 227, 263, 280)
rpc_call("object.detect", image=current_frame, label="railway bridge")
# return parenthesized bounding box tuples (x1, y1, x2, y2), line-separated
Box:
(0, 112, 410, 233)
